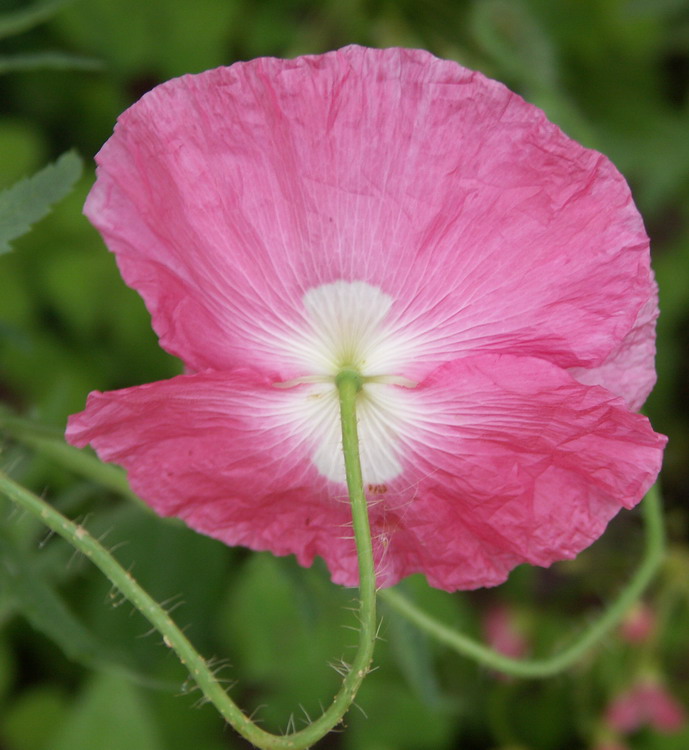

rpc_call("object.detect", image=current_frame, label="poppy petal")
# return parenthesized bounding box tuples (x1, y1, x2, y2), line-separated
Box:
(66, 369, 351, 571)
(362, 353, 665, 590)
(86, 46, 654, 387)
(66, 353, 665, 591)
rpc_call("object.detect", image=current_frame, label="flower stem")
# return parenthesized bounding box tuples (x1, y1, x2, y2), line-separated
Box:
(379, 484, 665, 678)
(0, 409, 140, 504)
(6, 406, 658, 683)
(0, 373, 377, 749)
(334, 368, 378, 647)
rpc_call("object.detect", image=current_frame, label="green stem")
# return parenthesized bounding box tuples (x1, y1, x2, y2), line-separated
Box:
(379, 484, 665, 678)
(5, 408, 662, 681)
(0, 410, 139, 504)
(0, 371, 377, 749)
(335, 369, 378, 653)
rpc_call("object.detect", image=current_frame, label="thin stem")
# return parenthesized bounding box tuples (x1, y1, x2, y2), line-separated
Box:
(0, 371, 377, 749)
(379, 484, 665, 678)
(0, 410, 139, 504)
(335, 369, 377, 659)
(6, 408, 661, 682)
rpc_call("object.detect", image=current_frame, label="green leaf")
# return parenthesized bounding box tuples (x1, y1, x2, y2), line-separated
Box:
(343, 675, 456, 750)
(0, 150, 82, 255)
(219, 554, 353, 729)
(54, 0, 238, 77)
(0, 120, 45, 190)
(0, 52, 103, 74)
(3, 686, 70, 750)
(0, 528, 96, 662)
(0, 407, 141, 503)
(471, 0, 557, 89)
(469, 0, 597, 146)
(50, 671, 164, 750)
(0, 0, 78, 40)
(0, 632, 14, 704)
(386, 603, 447, 710)
(0, 525, 147, 682)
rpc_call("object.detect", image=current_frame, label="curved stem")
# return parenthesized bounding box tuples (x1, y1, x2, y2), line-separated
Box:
(5, 409, 663, 681)
(0, 409, 139, 504)
(379, 484, 665, 678)
(0, 372, 377, 749)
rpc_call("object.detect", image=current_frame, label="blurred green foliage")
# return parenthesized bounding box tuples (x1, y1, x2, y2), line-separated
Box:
(1, 0, 688, 749)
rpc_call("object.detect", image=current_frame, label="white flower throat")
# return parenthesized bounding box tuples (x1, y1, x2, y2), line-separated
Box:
(275, 281, 420, 485)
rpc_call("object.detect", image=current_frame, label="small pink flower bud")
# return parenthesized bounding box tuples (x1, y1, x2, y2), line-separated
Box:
(483, 604, 528, 660)
(619, 602, 655, 643)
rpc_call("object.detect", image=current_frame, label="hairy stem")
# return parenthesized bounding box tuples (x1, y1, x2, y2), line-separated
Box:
(4, 407, 663, 682)
(379, 484, 665, 678)
(0, 409, 139, 504)
(0, 372, 377, 749)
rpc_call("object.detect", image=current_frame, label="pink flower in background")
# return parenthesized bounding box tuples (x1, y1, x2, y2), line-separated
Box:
(619, 602, 656, 644)
(606, 680, 687, 734)
(483, 605, 528, 661)
(67, 46, 666, 591)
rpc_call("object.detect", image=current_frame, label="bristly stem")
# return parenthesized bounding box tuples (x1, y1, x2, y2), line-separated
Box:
(379, 484, 665, 678)
(0, 371, 377, 749)
(334, 368, 378, 655)
(3, 407, 664, 683)
(0, 409, 140, 504)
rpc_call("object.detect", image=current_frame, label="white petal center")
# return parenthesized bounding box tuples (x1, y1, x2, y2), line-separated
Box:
(275, 281, 420, 484)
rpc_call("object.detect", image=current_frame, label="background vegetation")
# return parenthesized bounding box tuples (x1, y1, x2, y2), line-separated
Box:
(1, 0, 688, 748)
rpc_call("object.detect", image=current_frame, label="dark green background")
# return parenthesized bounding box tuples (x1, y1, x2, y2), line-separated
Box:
(1, 1, 688, 748)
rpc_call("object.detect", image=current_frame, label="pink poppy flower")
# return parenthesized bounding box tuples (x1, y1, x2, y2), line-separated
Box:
(605, 680, 687, 734)
(482, 604, 528, 661)
(618, 602, 656, 644)
(66, 46, 666, 591)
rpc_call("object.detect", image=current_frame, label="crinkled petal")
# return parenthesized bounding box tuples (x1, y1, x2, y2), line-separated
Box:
(362, 353, 665, 590)
(66, 370, 354, 577)
(569, 294, 659, 410)
(86, 45, 654, 387)
(67, 356, 664, 591)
